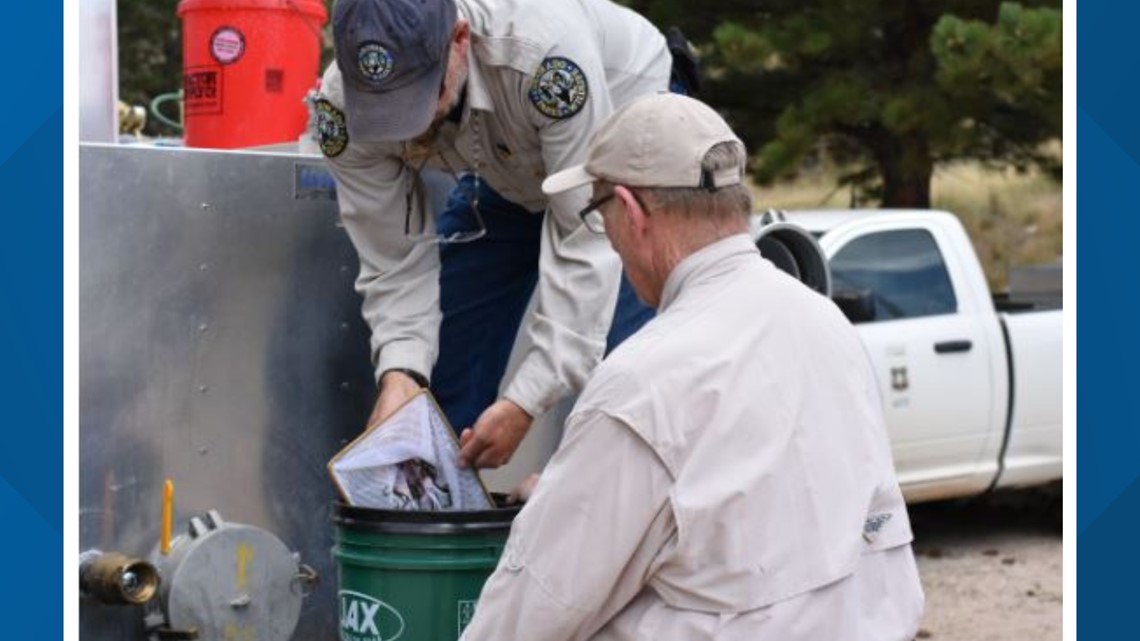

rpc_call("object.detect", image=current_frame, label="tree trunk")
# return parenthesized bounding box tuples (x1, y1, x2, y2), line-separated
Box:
(874, 134, 933, 208)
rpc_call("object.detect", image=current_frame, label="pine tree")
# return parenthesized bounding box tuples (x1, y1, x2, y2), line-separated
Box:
(628, 0, 1061, 207)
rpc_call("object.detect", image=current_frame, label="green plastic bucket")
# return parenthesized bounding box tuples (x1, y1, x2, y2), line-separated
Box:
(332, 500, 520, 641)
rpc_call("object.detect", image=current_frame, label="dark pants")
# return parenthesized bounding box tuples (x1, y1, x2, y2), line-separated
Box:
(429, 175, 653, 432)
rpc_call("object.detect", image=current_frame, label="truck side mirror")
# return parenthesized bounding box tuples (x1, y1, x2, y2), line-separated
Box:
(753, 222, 832, 297)
(832, 288, 876, 324)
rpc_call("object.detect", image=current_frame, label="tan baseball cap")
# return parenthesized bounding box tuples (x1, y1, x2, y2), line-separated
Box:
(542, 93, 745, 195)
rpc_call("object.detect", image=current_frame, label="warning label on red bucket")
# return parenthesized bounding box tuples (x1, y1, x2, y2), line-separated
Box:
(210, 26, 245, 65)
(184, 65, 223, 115)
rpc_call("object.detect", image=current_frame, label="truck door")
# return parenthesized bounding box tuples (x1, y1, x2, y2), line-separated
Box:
(824, 221, 1004, 500)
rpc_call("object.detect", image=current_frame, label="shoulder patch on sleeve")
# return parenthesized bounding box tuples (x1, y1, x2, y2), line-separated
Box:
(314, 97, 349, 158)
(528, 57, 589, 120)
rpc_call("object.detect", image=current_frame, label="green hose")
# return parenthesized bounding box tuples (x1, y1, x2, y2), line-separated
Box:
(150, 91, 184, 132)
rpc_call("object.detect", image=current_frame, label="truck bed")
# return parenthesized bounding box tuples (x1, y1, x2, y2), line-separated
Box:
(993, 293, 1063, 313)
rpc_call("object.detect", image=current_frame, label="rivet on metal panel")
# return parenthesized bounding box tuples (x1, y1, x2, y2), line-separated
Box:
(199, 264, 209, 272)
(198, 447, 208, 455)
(200, 203, 211, 210)
(198, 385, 209, 394)
(339, 381, 350, 391)
(198, 323, 208, 333)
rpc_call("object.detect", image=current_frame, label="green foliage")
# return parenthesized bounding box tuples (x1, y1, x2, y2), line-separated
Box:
(931, 3, 1062, 175)
(625, 0, 1062, 206)
(117, 0, 183, 136)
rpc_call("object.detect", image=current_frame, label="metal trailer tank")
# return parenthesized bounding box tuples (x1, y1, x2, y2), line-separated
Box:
(80, 143, 570, 641)
(80, 144, 381, 641)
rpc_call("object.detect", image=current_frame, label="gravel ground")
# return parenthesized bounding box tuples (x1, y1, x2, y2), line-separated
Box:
(908, 490, 1063, 641)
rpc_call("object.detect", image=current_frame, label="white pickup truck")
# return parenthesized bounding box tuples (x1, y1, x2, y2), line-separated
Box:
(496, 209, 1063, 505)
(763, 210, 1063, 504)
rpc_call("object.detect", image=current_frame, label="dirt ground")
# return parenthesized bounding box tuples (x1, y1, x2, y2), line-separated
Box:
(908, 490, 1063, 641)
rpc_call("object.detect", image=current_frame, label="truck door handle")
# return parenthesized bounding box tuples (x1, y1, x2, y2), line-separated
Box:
(934, 340, 973, 354)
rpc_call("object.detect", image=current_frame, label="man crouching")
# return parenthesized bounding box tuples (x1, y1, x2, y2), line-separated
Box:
(461, 93, 924, 641)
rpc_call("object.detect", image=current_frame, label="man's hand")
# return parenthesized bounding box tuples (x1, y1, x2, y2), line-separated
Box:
(458, 399, 533, 469)
(507, 473, 541, 504)
(367, 370, 423, 428)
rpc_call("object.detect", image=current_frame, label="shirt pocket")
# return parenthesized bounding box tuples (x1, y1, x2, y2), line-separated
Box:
(487, 135, 547, 207)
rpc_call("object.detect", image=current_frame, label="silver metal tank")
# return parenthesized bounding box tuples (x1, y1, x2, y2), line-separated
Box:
(80, 144, 373, 640)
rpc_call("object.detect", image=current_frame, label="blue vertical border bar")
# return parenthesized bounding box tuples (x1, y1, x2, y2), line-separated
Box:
(0, 1, 64, 638)
(1078, 0, 1139, 636)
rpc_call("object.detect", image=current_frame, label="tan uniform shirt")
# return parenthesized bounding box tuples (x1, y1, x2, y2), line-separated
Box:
(461, 235, 925, 641)
(317, 0, 671, 417)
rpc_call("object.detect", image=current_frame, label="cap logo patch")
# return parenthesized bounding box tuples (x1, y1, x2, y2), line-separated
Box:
(528, 57, 589, 120)
(314, 98, 349, 158)
(357, 42, 395, 83)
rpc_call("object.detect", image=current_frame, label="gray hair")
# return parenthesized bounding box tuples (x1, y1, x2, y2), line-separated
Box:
(631, 141, 752, 221)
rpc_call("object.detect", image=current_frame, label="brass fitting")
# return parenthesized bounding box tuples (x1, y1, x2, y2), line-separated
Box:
(79, 551, 160, 605)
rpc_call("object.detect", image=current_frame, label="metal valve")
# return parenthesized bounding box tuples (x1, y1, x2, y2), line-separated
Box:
(79, 550, 161, 606)
(145, 510, 314, 641)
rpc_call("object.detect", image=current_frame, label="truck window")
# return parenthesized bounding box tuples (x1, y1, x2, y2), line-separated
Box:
(830, 229, 957, 322)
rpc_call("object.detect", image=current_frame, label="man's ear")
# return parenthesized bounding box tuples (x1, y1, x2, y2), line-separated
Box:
(614, 185, 650, 236)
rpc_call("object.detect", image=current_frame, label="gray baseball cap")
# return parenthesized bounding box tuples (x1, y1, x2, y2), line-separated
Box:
(333, 0, 458, 142)
(542, 94, 745, 195)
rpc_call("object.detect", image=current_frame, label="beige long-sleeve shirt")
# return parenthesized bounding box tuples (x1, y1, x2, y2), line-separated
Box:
(317, 0, 671, 417)
(461, 234, 924, 641)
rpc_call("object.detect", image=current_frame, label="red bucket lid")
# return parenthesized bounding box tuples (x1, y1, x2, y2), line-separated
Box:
(178, 0, 328, 21)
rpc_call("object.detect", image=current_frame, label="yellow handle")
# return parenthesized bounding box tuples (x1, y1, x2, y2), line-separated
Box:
(161, 478, 174, 555)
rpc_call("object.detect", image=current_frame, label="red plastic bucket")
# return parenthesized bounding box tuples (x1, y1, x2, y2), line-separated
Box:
(177, 0, 328, 148)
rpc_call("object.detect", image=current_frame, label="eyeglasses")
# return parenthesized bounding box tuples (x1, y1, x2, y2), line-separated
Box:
(404, 155, 488, 245)
(577, 187, 651, 234)
(577, 193, 614, 234)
